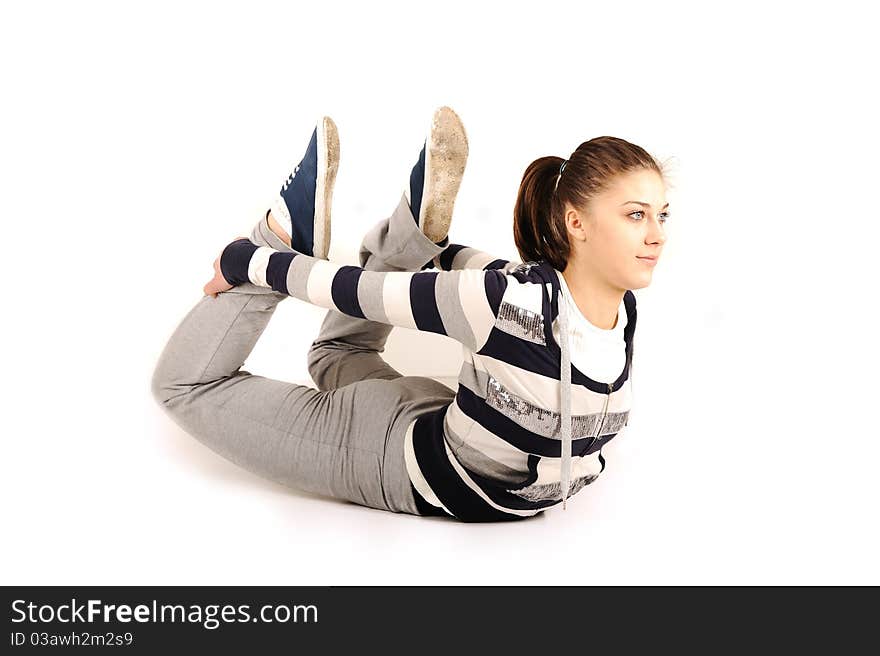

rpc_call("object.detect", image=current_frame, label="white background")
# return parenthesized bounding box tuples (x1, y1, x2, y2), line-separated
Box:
(2, 0, 878, 585)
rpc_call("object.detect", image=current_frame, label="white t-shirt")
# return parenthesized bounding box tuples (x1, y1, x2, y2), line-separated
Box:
(552, 269, 628, 383)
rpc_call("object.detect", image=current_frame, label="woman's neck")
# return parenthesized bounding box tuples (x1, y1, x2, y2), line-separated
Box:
(559, 262, 623, 331)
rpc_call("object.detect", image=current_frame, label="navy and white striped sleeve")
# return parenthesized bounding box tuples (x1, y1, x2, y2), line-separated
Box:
(423, 242, 522, 273)
(220, 239, 509, 352)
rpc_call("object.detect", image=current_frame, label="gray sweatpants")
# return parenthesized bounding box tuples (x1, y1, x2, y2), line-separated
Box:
(150, 193, 457, 516)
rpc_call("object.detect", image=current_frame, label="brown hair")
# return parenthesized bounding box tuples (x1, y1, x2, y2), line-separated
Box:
(513, 136, 670, 270)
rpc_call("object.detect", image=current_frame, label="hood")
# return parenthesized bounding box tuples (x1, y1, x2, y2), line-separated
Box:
(540, 261, 622, 511)
(516, 260, 575, 509)
(516, 260, 635, 511)
(556, 275, 574, 510)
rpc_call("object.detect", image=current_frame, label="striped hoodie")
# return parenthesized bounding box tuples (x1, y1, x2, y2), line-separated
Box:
(220, 239, 637, 522)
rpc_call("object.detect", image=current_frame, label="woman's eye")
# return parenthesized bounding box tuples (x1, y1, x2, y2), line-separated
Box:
(629, 210, 668, 223)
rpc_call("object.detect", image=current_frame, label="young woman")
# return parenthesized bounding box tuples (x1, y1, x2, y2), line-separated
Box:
(152, 106, 669, 523)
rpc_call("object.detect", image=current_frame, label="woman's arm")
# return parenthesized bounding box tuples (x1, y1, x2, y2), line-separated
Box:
(217, 238, 509, 353)
(423, 242, 522, 273)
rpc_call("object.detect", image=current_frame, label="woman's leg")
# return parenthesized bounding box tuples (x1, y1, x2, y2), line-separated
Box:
(150, 214, 429, 515)
(306, 191, 449, 390)
(305, 194, 522, 391)
(306, 105, 490, 391)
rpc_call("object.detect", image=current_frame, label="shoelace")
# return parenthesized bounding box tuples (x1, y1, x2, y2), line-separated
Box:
(282, 164, 301, 192)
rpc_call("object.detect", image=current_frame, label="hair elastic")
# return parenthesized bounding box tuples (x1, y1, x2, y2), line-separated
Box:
(553, 159, 568, 193)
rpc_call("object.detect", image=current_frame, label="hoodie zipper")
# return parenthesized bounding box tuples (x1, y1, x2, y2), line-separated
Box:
(587, 382, 614, 452)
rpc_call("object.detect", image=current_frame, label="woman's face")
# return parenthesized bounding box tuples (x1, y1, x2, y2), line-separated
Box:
(565, 168, 668, 291)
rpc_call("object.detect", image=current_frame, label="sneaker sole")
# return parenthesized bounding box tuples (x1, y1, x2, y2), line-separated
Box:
(420, 106, 468, 243)
(313, 116, 339, 259)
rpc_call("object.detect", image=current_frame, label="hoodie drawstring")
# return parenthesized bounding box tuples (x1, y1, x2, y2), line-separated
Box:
(557, 285, 573, 510)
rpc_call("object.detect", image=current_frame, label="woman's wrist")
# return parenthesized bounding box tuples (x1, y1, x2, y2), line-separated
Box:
(219, 238, 259, 286)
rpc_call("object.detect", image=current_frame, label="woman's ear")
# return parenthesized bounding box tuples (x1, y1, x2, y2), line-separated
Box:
(564, 204, 588, 242)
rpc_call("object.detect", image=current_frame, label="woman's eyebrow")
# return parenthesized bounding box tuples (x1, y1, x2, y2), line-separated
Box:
(621, 201, 670, 208)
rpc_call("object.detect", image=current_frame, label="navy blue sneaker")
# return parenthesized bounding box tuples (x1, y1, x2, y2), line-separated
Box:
(269, 116, 339, 259)
(404, 106, 468, 244)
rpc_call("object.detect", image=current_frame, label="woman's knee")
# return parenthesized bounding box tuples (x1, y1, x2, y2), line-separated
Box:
(306, 341, 335, 391)
(150, 354, 231, 410)
(307, 341, 400, 391)
(151, 356, 186, 408)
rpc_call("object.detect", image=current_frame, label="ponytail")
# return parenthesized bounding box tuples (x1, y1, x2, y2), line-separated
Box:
(513, 156, 570, 271)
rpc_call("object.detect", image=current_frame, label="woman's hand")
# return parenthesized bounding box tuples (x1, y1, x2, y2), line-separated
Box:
(203, 236, 249, 298)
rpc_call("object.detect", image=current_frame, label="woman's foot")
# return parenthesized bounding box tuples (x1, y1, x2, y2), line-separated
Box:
(267, 116, 339, 259)
(266, 210, 292, 248)
(404, 106, 468, 244)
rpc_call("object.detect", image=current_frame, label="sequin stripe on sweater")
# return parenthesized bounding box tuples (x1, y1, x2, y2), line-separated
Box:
(219, 238, 509, 353)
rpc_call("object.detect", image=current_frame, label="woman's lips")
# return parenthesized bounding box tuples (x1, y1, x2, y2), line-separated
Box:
(636, 256, 658, 266)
